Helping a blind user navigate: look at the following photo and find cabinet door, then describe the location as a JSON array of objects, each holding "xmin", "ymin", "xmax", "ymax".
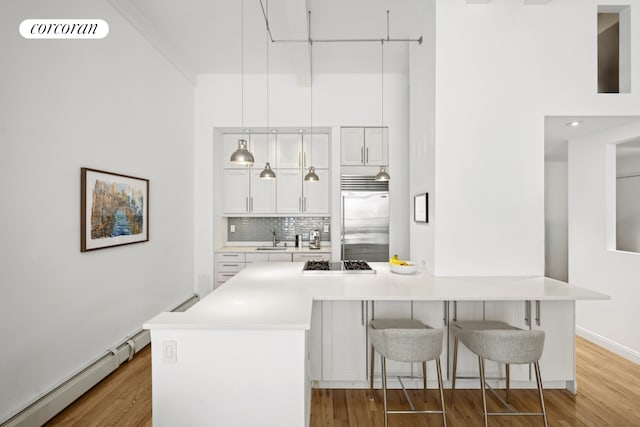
[
  {"xmin": 223, "ymin": 169, "xmax": 250, "ymax": 214},
  {"xmin": 533, "ymin": 301, "xmax": 574, "ymax": 382},
  {"xmin": 223, "ymin": 133, "xmax": 250, "ymax": 169},
  {"xmin": 250, "ymin": 169, "xmax": 276, "ymax": 214},
  {"xmin": 364, "ymin": 127, "xmax": 389, "ymax": 166},
  {"xmin": 277, "ymin": 134, "xmax": 302, "ymax": 169},
  {"xmin": 412, "ymin": 301, "xmax": 447, "ymax": 379},
  {"xmin": 341, "ymin": 128, "xmax": 365, "ymax": 165},
  {"xmin": 303, "ymin": 169, "xmax": 329, "ymax": 214},
  {"xmin": 369, "ymin": 301, "xmax": 413, "ymax": 378},
  {"xmin": 303, "ymin": 134, "xmax": 330, "ymax": 169},
  {"xmin": 292, "ymin": 253, "xmax": 331, "ymax": 262},
  {"xmin": 309, "ymin": 301, "xmax": 323, "ymax": 382},
  {"xmin": 251, "ymin": 133, "xmax": 277, "ymax": 169},
  {"xmin": 483, "ymin": 301, "xmax": 529, "ymax": 381},
  {"xmin": 268, "ymin": 253, "xmax": 293, "ymax": 262},
  {"xmin": 322, "ymin": 301, "xmax": 368, "ymax": 381},
  {"xmin": 276, "ymin": 169, "xmax": 302, "ymax": 214}
]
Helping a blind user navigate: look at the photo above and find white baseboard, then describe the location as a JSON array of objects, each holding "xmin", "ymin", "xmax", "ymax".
[{"xmin": 576, "ymin": 326, "xmax": 640, "ymax": 365}]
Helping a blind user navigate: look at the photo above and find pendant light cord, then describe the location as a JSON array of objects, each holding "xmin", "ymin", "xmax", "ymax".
[
  {"xmin": 308, "ymin": 11, "xmax": 313, "ymax": 140},
  {"xmin": 241, "ymin": 0, "xmax": 244, "ymax": 130},
  {"xmin": 266, "ymin": 0, "xmax": 269, "ymax": 134}
]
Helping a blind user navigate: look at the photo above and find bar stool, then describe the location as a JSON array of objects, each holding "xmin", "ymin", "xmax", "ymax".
[
  {"xmin": 451, "ymin": 320, "xmax": 548, "ymax": 427},
  {"xmin": 369, "ymin": 318, "xmax": 446, "ymax": 427}
]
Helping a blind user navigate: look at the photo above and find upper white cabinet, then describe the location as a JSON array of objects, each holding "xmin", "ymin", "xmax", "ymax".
[
  {"xmin": 223, "ymin": 134, "xmax": 276, "ymax": 169},
  {"xmin": 223, "ymin": 132, "xmax": 330, "ymax": 215},
  {"xmin": 341, "ymin": 127, "xmax": 388, "ymax": 166}
]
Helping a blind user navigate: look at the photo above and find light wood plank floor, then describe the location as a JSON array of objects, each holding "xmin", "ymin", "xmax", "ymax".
[{"xmin": 47, "ymin": 337, "xmax": 640, "ymax": 426}]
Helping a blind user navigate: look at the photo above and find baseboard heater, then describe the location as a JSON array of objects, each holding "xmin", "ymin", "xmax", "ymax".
[{"xmin": 1, "ymin": 294, "xmax": 199, "ymax": 427}]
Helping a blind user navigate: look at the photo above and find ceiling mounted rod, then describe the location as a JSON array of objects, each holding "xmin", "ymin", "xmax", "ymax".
[{"xmin": 257, "ymin": 1, "xmax": 422, "ymax": 45}]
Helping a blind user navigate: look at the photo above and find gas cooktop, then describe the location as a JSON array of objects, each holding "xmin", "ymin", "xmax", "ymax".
[{"xmin": 302, "ymin": 260, "xmax": 376, "ymax": 274}]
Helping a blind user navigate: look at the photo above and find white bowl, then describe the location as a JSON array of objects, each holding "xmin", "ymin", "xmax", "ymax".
[{"xmin": 389, "ymin": 262, "xmax": 417, "ymax": 275}]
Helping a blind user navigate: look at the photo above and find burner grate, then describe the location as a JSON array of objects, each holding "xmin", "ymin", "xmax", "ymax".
[
  {"xmin": 303, "ymin": 260, "xmax": 330, "ymax": 271},
  {"xmin": 343, "ymin": 260, "xmax": 373, "ymax": 271}
]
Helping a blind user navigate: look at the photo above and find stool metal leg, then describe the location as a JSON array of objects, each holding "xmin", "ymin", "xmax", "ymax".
[
  {"xmin": 382, "ymin": 356, "xmax": 389, "ymax": 427},
  {"xmin": 451, "ymin": 336, "xmax": 459, "ymax": 404},
  {"xmin": 370, "ymin": 345, "xmax": 375, "ymax": 401},
  {"xmin": 505, "ymin": 363, "xmax": 510, "ymax": 404},
  {"xmin": 436, "ymin": 357, "xmax": 447, "ymax": 427},
  {"xmin": 534, "ymin": 361, "xmax": 549, "ymax": 427},
  {"xmin": 422, "ymin": 361, "xmax": 428, "ymax": 402},
  {"xmin": 479, "ymin": 356, "xmax": 488, "ymax": 427}
]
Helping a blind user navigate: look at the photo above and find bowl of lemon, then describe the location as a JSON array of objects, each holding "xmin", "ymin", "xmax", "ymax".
[{"xmin": 389, "ymin": 255, "xmax": 417, "ymax": 274}]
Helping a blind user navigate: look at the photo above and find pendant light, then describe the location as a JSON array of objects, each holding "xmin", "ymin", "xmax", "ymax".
[
  {"xmin": 230, "ymin": 0, "xmax": 255, "ymax": 166},
  {"xmin": 374, "ymin": 16, "xmax": 390, "ymax": 182},
  {"xmin": 304, "ymin": 11, "xmax": 319, "ymax": 183},
  {"xmin": 260, "ymin": 0, "xmax": 276, "ymax": 179}
]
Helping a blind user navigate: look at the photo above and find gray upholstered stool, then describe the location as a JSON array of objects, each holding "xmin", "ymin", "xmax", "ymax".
[
  {"xmin": 369, "ymin": 318, "xmax": 446, "ymax": 427},
  {"xmin": 451, "ymin": 320, "xmax": 548, "ymax": 427}
]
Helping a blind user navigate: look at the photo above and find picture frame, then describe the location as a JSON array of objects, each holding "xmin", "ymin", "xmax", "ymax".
[
  {"xmin": 81, "ymin": 167, "xmax": 149, "ymax": 251},
  {"xmin": 414, "ymin": 193, "xmax": 428, "ymax": 223}
]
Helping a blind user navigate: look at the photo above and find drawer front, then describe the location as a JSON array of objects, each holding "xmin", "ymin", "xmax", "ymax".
[
  {"xmin": 268, "ymin": 253, "xmax": 293, "ymax": 262},
  {"xmin": 292, "ymin": 253, "xmax": 330, "ymax": 262},
  {"xmin": 215, "ymin": 252, "xmax": 246, "ymax": 263},
  {"xmin": 216, "ymin": 271, "xmax": 239, "ymax": 283},
  {"xmin": 245, "ymin": 253, "xmax": 271, "ymax": 263},
  {"xmin": 216, "ymin": 262, "xmax": 245, "ymax": 273}
]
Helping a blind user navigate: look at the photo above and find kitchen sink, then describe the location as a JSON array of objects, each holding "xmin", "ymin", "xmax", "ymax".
[{"xmin": 256, "ymin": 247, "xmax": 285, "ymax": 251}]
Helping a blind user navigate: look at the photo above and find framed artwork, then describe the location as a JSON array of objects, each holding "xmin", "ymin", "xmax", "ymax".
[
  {"xmin": 81, "ymin": 167, "xmax": 149, "ymax": 251},
  {"xmin": 414, "ymin": 193, "xmax": 428, "ymax": 223}
]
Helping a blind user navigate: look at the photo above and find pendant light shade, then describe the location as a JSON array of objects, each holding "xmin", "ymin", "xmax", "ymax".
[
  {"xmin": 260, "ymin": 162, "xmax": 276, "ymax": 179},
  {"xmin": 230, "ymin": 139, "xmax": 255, "ymax": 165},
  {"xmin": 374, "ymin": 166, "xmax": 390, "ymax": 182},
  {"xmin": 304, "ymin": 166, "xmax": 319, "ymax": 182}
]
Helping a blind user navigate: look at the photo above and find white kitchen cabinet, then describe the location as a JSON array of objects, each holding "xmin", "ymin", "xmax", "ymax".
[
  {"xmin": 246, "ymin": 252, "xmax": 292, "ymax": 262},
  {"xmin": 292, "ymin": 253, "xmax": 330, "ymax": 262},
  {"xmin": 214, "ymin": 252, "xmax": 246, "ymax": 289},
  {"xmin": 223, "ymin": 133, "xmax": 276, "ymax": 169},
  {"xmin": 276, "ymin": 169, "xmax": 329, "ymax": 215},
  {"xmin": 412, "ymin": 301, "xmax": 447, "ymax": 379},
  {"xmin": 369, "ymin": 301, "xmax": 413, "ymax": 378},
  {"xmin": 340, "ymin": 127, "xmax": 388, "ymax": 166},
  {"xmin": 276, "ymin": 169, "xmax": 303, "ymax": 214},
  {"xmin": 223, "ymin": 169, "xmax": 251, "ymax": 214},
  {"xmin": 302, "ymin": 134, "xmax": 330, "ymax": 169},
  {"xmin": 309, "ymin": 301, "xmax": 323, "ymax": 382},
  {"xmin": 302, "ymin": 169, "xmax": 329, "ymax": 214},
  {"xmin": 276, "ymin": 134, "xmax": 303, "ymax": 168},
  {"xmin": 249, "ymin": 169, "xmax": 276, "ymax": 214},
  {"xmin": 223, "ymin": 169, "xmax": 276, "ymax": 215},
  {"xmin": 322, "ymin": 301, "xmax": 368, "ymax": 382},
  {"xmin": 532, "ymin": 300, "xmax": 574, "ymax": 383}
]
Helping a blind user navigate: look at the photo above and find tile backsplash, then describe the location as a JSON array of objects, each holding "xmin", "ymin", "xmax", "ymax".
[{"xmin": 227, "ymin": 217, "xmax": 331, "ymax": 242}]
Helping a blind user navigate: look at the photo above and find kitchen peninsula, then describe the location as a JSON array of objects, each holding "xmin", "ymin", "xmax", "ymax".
[{"xmin": 144, "ymin": 262, "xmax": 608, "ymax": 427}]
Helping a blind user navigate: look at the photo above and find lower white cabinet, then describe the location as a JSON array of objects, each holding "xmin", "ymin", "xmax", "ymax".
[
  {"xmin": 534, "ymin": 300, "xmax": 574, "ymax": 383},
  {"xmin": 321, "ymin": 301, "xmax": 368, "ymax": 382},
  {"xmin": 292, "ymin": 253, "xmax": 330, "ymax": 262},
  {"xmin": 369, "ymin": 301, "xmax": 413, "ymax": 378}
]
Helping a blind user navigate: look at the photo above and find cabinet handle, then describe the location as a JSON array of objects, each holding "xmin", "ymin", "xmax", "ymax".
[
  {"xmin": 535, "ymin": 300, "xmax": 541, "ymax": 326},
  {"xmin": 525, "ymin": 301, "xmax": 531, "ymax": 328},
  {"xmin": 222, "ymin": 264, "xmax": 240, "ymax": 267},
  {"xmin": 360, "ymin": 147, "xmax": 364, "ymax": 164},
  {"xmin": 361, "ymin": 301, "xmax": 364, "ymax": 326},
  {"xmin": 299, "ymin": 152, "xmax": 302, "ymax": 168},
  {"xmin": 303, "ymin": 197, "xmax": 306, "ymax": 212},
  {"xmin": 303, "ymin": 152, "xmax": 307, "ymax": 168},
  {"xmin": 299, "ymin": 197, "xmax": 302, "ymax": 211},
  {"xmin": 245, "ymin": 197, "xmax": 249, "ymax": 212},
  {"xmin": 222, "ymin": 254, "xmax": 238, "ymax": 257},
  {"xmin": 221, "ymin": 274, "xmax": 235, "ymax": 277},
  {"xmin": 250, "ymin": 197, "xmax": 253, "ymax": 212},
  {"xmin": 366, "ymin": 147, "xmax": 369, "ymax": 163}
]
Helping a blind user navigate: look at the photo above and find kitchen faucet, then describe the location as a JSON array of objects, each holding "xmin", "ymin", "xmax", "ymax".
[{"xmin": 272, "ymin": 229, "xmax": 280, "ymax": 247}]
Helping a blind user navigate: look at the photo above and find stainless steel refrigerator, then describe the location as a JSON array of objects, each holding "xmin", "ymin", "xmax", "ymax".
[{"xmin": 341, "ymin": 176, "xmax": 389, "ymax": 262}]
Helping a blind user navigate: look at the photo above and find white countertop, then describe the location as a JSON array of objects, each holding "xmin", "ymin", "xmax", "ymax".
[
  {"xmin": 217, "ymin": 245, "xmax": 331, "ymax": 253},
  {"xmin": 144, "ymin": 262, "xmax": 609, "ymax": 331}
]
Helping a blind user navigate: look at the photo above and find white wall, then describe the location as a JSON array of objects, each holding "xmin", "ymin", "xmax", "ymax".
[
  {"xmin": 434, "ymin": 0, "xmax": 640, "ymax": 276},
  {"xmin": 409, "ymin": 1, "xmax": 436, "ymax": 271},
  {"xmin": 544, "ymin": 161, "xmax": 568, "ymax": 282},
  {"xmin": 434, "ymin": 0, "xmax": 640, "ymax": 361},
  {"xmin": 0, "ymin": 0, "xmax": 194, "ymax": 420},
  {"xmin": 568, "ymin": 121, "xmax": 640, "ymax": 362},
  {"xmin": 194, "ymin": 72, "xmax": 409, "ymax": 295}
]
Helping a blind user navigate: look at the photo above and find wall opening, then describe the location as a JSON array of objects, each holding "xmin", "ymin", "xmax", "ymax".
[
  {"xmin": 598, "ymin": 6, "xmax": 631, "ymax": 94},
  {"xmin": 616, "ymin": 139, "xmax": 640, "ymax": 252}
]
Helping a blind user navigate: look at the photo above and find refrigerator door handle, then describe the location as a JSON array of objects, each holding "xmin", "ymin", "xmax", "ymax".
[{"xmin": 341, "ymin": 195, "xmax": 345, "ymax": 260}]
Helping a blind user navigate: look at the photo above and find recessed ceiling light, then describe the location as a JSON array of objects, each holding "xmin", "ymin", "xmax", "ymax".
[
  {"xmin": 271, "ymin": 129, "xmax": 278, "ymax": 133},
  {"xmin": 298, "ymin": 129, "xmax": 305, "ymax": 133},
  {"xmin": 244, "ymin": 128, "xmax": 251, "ymax": 133},
  {"xmin": 566, "ymin": 120, "xmax": 583, "ymax": 127}
]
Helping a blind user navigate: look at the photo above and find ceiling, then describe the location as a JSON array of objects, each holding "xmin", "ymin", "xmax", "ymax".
[
  {"xmin": 113, "ymin": 0, "xmax": 425, "ymax": 77},
  {"xmin": 545, "ymin": 116, "xmax": 640, "ymax": 161}
]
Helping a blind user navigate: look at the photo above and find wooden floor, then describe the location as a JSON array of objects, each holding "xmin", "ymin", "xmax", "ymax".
[{"xmin": 47, "ymin": 337, "xmax": 640, "ymax": 426}]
